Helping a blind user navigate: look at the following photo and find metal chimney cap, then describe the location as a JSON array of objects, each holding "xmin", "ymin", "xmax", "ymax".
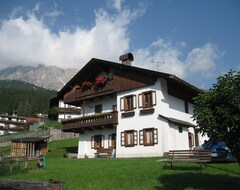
[{"xmin": 119, "ymin": 53, "xmax": 134, "ymax": 62}]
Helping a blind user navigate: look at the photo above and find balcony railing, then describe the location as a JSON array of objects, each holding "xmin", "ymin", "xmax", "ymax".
[
  {"xmin": 61, "ymin": 111, "xmax": 118, "ymax": 132},
  {"xmin": 75, "ymin": 80, "xmax": 114, "ymax": 100},
  {"xmin": 58, "ymin": 108, "xmax": 81, "ymax": 114}
]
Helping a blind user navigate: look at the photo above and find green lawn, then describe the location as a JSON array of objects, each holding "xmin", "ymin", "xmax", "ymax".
[{"xmin": 1, "ymin": 138, "xmax": 240, "ymax": 190}]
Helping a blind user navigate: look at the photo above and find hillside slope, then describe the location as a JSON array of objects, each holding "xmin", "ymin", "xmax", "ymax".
[{"xmin": 0, "ymin": 80, "xmax": 57, "ymax": 116}]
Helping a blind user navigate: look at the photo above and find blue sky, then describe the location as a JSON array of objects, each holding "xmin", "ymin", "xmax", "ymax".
[{"xmin": 0, "ymin": 0, "xmax": 239, "ymax": 89}]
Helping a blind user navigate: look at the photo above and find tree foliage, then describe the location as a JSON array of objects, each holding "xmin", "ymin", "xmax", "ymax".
[
  {"xmin": 0, "ymin": 80, "xmax": 57, "ymax": 116},
  {"xmin": 193, "ymin": 71, "xmax": 240, "ymax": 163}
]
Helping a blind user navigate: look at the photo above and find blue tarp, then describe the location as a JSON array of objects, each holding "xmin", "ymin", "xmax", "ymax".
[{"xmin": 201, "ymin": 141, "xmax": 235, "ymax": 162}]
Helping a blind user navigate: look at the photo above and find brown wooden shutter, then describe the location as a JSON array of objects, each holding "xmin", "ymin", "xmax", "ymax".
[
  {"xmin": 139, "ymin": 130, "xmax": 144, "ymax": 145},
  {"xmin": 121, "ymin": 132, "xmax": 125, "ymax": 146},
  {"xmin": 124, "ymin": 97, "xmax": 128, "ymax": 111},
  {"xmin": 154, "ymin": 128, "xmax": 158, "ymax": 144},
  {"xmin": 152, "ymin": 91, "xmax": 156, "ymax": 106},
  {"xmin": 138, "ymin": 93, "xmax": 143, "ymax": 108}
]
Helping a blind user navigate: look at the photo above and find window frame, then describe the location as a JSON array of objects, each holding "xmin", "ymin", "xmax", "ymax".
[
  {"xmin": 138, "ymin": 91, "xmax": 156, "ymax": 109},
  {"xmin": 139, "ymin": 128, "xmax": 158, "ymax": 146},
  {"xmin": 91, "ymin": 135, "xmax": 104, "ymax": 149},
  {"xmin": 121, "ymin": 130, "xmax": 138, "ymax": 147},
  {"xmin": 120, "ymin": 95, "xmax": 136, "ymax": 112}
]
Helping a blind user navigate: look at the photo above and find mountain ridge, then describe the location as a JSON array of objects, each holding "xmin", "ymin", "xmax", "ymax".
[{"xmin": 0, "ymin": 64, "xmax": 77, "ymax": 91}]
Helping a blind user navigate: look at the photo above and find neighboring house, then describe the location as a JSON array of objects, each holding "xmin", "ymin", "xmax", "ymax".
[
  {"xmin": 49, "ymin": 98, "xmax": 81, "ymax": 121},
  {"xmin": 0, "ymin": 114, "xmax": 29, "ymax": 135},
  {"xmin": 58, "ymin": 100, "xmax": 81, "ymax": 121},
  {"xmin": 58, "ymin": 53, "xmax": 208, "ymax": 158},
  {"xmin": 0, "ymin": 114, "xmax": 42, "ymax": 135}
]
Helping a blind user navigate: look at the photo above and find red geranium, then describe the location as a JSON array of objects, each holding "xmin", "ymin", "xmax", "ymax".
[
  {"xmin": 95, "ymin": 77, "xmax": 107, "ymax": 85},
  {"xmin": 82, "ymin": 81, "xmax": 93, "ymax": 86}
]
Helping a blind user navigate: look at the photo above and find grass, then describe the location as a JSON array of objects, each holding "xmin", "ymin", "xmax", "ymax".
[
  {"xmin": 1, "ymin": 138, "xmax": 240, "ymax": 190},
  {"xmin": 44, "ymin": 121, "xmax": 62, "ymax": 128}
]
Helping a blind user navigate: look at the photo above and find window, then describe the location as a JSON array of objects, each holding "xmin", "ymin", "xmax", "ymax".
[
  {"xmin": 95, "ymin": 104, "xmax": 102, "ymax": 113},
  {"xmin": 108, "ymin": 133, "xmax": 116, "ymax": 148},
  {"xmin": 121, "ymin": 130, "xmax": 138, "ymax": 147},
  {"xmin": 91, "ymin": 135, "xmax": 104, "ymax": 149},
  {"xmin": 120, "ymin": 95, "xmax": 136, "ymax": 111},
  {"xmin": 178, "ymin": 126, "xmax": 183, "ymax": 133},
  {"xmin": 139, "ymin": 128, "xmax": 158, "ymax": 146},
  {"xmin": 139, "ymin": 91, "xmax": 156, "ymax": 108}
]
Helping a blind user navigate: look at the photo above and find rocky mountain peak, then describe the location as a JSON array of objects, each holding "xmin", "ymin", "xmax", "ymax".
[{"xmin": 0, "ymin": 64, "xmax": 77, "ymax": 90}]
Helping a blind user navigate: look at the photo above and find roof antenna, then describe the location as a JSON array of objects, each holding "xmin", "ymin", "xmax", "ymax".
[{"xmin": 151, "ymin": 59, "xmax": 164, "ymax": 71}]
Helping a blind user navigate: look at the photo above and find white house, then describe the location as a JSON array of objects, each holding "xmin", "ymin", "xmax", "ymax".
[
  {"xmin": 0, "ymin": 114, "xmax": 28, "ymax": 135},
  {"xmin": 58, "ymin": 100, "xmax": 81, "ymax": 121},
  {"xmin": 58, "ymin": 53, "xmax": 207, "ymax": 158}
]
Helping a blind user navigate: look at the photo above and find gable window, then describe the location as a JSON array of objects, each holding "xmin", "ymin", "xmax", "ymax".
[
  {"xmin": 139, "ymin": 128, "xmax": 158, "ymax": 146},
  {"xmin": 95, "ymin": 104, "xmax": 102, "ymax": 113},
  {"xmin": 139, "ymin": 91, "xmax": 156, "ymax": 108},
  {"xmin": 121, "ymin": 130, "xmax": 138, "ymax": 147},
  {"xmin": 91, "ymin": 135, "xmax": 104, "ymax": 149},
  {"xmin": 120, "ymin": 95, "xmax": 136, "ymax": 111}
]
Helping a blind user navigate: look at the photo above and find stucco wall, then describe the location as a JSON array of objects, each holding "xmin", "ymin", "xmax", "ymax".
[{"xmin": 78, "ymin": 128, "xmax": 116, "ymax": 158}]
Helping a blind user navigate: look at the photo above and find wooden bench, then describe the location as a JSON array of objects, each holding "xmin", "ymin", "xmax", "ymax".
[
  {"xmin": 162, "ymin": 149, "xmax": 212, "ymax": 170},
  {"xmin": 95, "ymin": 148, "xmax": 113, "ymax": 158}
]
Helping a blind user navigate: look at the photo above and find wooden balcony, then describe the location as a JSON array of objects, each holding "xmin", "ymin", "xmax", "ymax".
[
  {"xmin": 75, "ymin": 80, "xmax": 114, "ymax": 100},
  {"xmin": 61, "ymin": 111, "xmax": 118, "ymax": 132},
  {"xmin": 58, "ymin": 107, "xmax": 81, "ymax": 114}
]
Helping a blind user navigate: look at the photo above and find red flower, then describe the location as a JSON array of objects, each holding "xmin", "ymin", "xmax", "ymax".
[
  {"xmin": 82, "ymin": 81, "xmax": 93, "ymax": 86},
  {"xmin": 94, "ymin": 77, "xmax": 107, "ymax": 85}
]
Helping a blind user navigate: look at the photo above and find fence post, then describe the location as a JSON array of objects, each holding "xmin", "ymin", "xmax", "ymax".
[{"xmin": 9, "ymin": 162, "xmax": 13, "ymax": 173}]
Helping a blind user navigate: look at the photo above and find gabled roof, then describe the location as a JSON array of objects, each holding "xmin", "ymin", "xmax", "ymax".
[{"xmin": 58, "ymin": 58, "xmax": 202, "ymax": 99}]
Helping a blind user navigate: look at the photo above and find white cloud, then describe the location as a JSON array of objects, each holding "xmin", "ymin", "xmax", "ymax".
[
  {"xmin": 107, "ymin": 0, "xmax": 125, "ymax": 11},
  {"xmin": 186, "ymin": 43, "xmax": 221, "ymax": 74},
  {"xmin": 0, "ymin": 1, "xmax": 222, "ymax": 88},
  {"xmin": 133, "ymin": 39, "xmax": 222, "ymax": 81},
  {"xmin": 45, "ymin": 3, "xmax": 63, "ymax": 18},
  {"xmin": 0, "ymin": 3, "xmax": 139, "ymax": 70},
  {"xmin": 133, "ymin": 39, "xmax": 186, "ymax": 78}
]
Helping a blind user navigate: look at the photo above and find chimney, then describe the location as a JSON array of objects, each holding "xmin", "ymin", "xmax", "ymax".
[{"xmin": 119, "ymin": 53, "xmax": 134, "ymax": 66}]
